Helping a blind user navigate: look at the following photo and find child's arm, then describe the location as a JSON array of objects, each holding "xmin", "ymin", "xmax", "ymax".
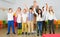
[
  {"xmin": 46, "ymin": 3, "xmax": 49, "ymax": 11},
  {"xmin": 23, "ymin": 3, "xmax": 28, "ymax": 12},
  {"xmin": 26, "ymin": 17, "xmax": 28, "ymax": 23}
]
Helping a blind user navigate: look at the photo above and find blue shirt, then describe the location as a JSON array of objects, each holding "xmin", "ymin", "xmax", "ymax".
[{"xmin": 28, "ymin": 12, "xmax": 34, "ymax": 21}]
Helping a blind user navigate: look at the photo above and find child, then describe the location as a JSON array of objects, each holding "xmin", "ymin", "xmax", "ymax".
[
  {"xmin": 42, "ymin": 3, "xmax": 49, "ymax": 34},
  {"xmin": 35, "ymin": 9, "xmax": 43, "ymax": 36},
  {"xmin": 22, "ymin": 9, "xmax": 28, "ymax": 35},
  {"xmin": 16, "ymin": 7, "xmax": 22, "ymax": 35},
  {"xmin": 7, "ymin": 8, "xmax": 16, "ymax": 35},
  {"xmin": 27, "ymin": 8, "xmax": 34, "ymax": 34},
  {"xmin": 47, "ymin": 6, "xmax": 57, "ymax": 34}
]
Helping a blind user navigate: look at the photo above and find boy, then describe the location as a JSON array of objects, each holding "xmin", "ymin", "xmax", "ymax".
[
  {"xmin": 28, "ymin": 8, "xmax": 34, "ymax": 34},
  {"xmin": 7, "ymin": 8, "xmax": 16, "ymax": 35}
]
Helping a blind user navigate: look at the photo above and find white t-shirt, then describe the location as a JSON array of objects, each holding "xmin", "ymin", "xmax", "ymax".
[
  {"xmin": 17, "ymin": 13, "xmax": 22, "ymax": 23},
  {"xmin": 36, "ymin": 14, "xmax": 43, "ymax": 21},
  {"xmin": 7, "ymin": 12, "xmax": 14, "ymax": 21},
  {"xmin": 22, "ymin": 13, "xmax": 28, "ymax": 23},
  {"xmin": 47, "ymin": 12, "xmax": 57, "ymax": 20}
]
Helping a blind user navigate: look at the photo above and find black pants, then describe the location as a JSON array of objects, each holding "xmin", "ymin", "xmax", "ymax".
[
  {"xmin": 48, "ymin": 20, "xmax": 55, "ymax": 34},
  {"xmin": 42, "ymin": 21, "xmax": 47, "ymax": 34}
]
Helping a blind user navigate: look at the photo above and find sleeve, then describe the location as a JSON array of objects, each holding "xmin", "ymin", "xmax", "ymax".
[{"xmin": 33, "ymin": 8, "xmax": 38, "ymax": 15}]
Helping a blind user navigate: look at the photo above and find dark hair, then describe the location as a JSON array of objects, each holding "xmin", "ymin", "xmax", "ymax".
[
  {"xmin": 18, "ymin": 7, "xmax": 21, "ymax": 10},
  {"xmin": 9, "ymin": 8, "xmax": 12, "ymax": 10},
  {"xmin": 37, "ymin": 9, "xmax": 42, "ymax": 18},
  {"xmin": 29, "ymin": 8, "xmax": 33, "ymax": 10}
]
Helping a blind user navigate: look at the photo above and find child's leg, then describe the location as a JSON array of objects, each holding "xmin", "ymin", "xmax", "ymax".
[
  {"xmin": 31, "ymin": 21, "xmax": 34, "ymax": 33},
  {"xmin": 25, "ymin": 23, "xmax": 28, "ymax": 34},
  {"xmin": 22, "ymin": 23, "xmax": 25, "ymax": 33},
  {"xmin": 45, "ymin": 22, "xmax": 47, "ymax": 34},
  {"xmin": 28, "ymin": 21, "xmax": 30, "ymax": 33},
  {"xmin": 48, "ymin": 20, "xmax": 51, "ymax": 34},
  {"xmin": 37, "ymin": 21, "xmax": 39, "ymax": 36},
  {"xmin": 7, "ymin": 21, "xmax": 11, "ymax": 33},
  {"xmin": 18, "ymin": 23, "xmax": 22, "ymax": 34},
  {"xmin": 42, "ymin": 21, "xmax": 47, "ymax": 34},
  {"xmin": 52, "ymin": 20, "xmax": 55, "ymax": 34},
  {"xmin": 11, "ymin": 21, "xmax": 15, "ymax": 33},
  {"xmin": 39, "ymin": 22, "xmax": 43, "ymax": 35},
  {"xmin": 42, "ymin": 21, "xmax": 44, "ymax": 34}
]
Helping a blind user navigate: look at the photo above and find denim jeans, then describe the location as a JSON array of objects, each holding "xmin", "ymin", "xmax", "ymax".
[
  {"xmin": 8, "ymin": 20, "xmax": 15, "ymax": 33},
  {"xmin": 17, "ymin": 23, "xmax": 22, "ymax": 29},
  {"xmin": 37, "ymin": 21, "xmax": 43, "ymax": 35}
]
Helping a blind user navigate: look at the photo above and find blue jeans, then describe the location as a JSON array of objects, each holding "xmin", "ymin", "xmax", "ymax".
[
  {"xmin": 8, "ymin": 20, "xmax": 15, "ymax": 33},
  {"xmin": 17, "ymin": 23, "xmax": 22, "ymax": 29},
  {"xmin": 37, "ymin": 21, "xmax": 43, "ymax": 35}
]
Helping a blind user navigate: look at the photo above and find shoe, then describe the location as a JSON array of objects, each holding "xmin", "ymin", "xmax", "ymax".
[
  {"xmin": 28, "ymin": 33, "xmax": 30, "ymax": 35},
  {"xmin": 13, "ymin": 32, "xmax": 16, "ymax": 34},
  {"xmin": 7, "ymin": 33, "xmax": 10, "ymax": 35},
  {"xmin": 22, "ymin": 32, "xmax": 24, "ymax": 35},
  {"xmin": 25, "ymin": 32, "xmax": 27, "ymax": 35},
  {"xmin": 37, "ymin": 34, "xmax": 39, "ymax": 36}
]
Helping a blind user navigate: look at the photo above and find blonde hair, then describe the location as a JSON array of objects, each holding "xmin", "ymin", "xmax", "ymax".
[{"xmin": 49, "ymin": 6, "xmax": 54, "ymax": 14}]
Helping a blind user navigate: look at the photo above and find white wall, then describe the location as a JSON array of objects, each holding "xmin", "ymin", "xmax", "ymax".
[{"xmin": 0, "ymin": 0, "xmax": 60, "ymax": 20}]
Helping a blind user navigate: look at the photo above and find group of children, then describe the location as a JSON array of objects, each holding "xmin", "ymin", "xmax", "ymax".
[{"xmin": 7, "ymin": 1, "xmax": 57, "ymax": 36}]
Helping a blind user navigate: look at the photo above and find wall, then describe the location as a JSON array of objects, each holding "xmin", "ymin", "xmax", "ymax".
[{"xmin": 0, "ymin": 0, "xmax": 60, "ymax": 20}]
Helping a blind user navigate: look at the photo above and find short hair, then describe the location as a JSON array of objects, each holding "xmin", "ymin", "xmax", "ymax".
[
  {"xmin": 9, "ymin": 8, "xmax": 12, "ymax": 10},
  {"xmin": 18, "ymin": 7, "xmax": 21, "ymax": 10},
  {"xmin": 29, "ymin": 8, "xmax": 33, "ymax": 10},
  {"xmin": 34, "ymin": 1, "xmax": 37, "ymax": 3}
]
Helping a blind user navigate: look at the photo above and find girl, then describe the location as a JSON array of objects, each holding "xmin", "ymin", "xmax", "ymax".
[
  {"xmin": 22, "ymin": 9, "xmax": 28, "ymax": 35},
  {"xmin": 35, "ymin": 9, "xmax": 43, "ymax": 36},
  {"xmin": 16, "ymin": 7, "xmax": 22, "ymax": 35},
  {"xmin": 47, "ymin": 6, "xmax": 57, "ymax": 34},
  {"xmin": 7, "ymin": 8, "xmax": 16, "ymax": 35}
]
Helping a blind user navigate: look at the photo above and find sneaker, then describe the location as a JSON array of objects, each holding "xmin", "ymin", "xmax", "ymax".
[
  {"xmin": 37, "ymin": 33, "xmax": 39, "ymax": 36},
  {"xmin": 28, "ymin": 33, "xmax": 30, "ymax": 35},
  {"xmin": 7, "ymin": 33, "xmax": 10, "ymax": 35},
  {"xmin": 22, "ymin": 32, "xmax": 24, "ymax": 35},
  {"xmin": 25, "ymin": 32, "xmax": 27, "ymax": 35}
]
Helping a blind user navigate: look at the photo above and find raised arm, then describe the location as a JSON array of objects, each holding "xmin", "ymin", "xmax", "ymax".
[
  {"xmin": 23, "ymin": 3, "xmax": 28, "ymax": 12},
  {"xmin": 46, "ymin": 3, "xmax": 49, "ymax": 11}
]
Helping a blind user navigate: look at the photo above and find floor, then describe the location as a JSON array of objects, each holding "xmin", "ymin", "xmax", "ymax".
[{"xmin": 0, "ymin": 28, "xmax": 60, "ymax": 37}]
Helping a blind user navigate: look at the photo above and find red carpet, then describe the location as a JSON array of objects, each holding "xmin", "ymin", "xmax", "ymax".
[{"xmin": 42, "ymin": 34, "xmax": 60, "ymax": 37}]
